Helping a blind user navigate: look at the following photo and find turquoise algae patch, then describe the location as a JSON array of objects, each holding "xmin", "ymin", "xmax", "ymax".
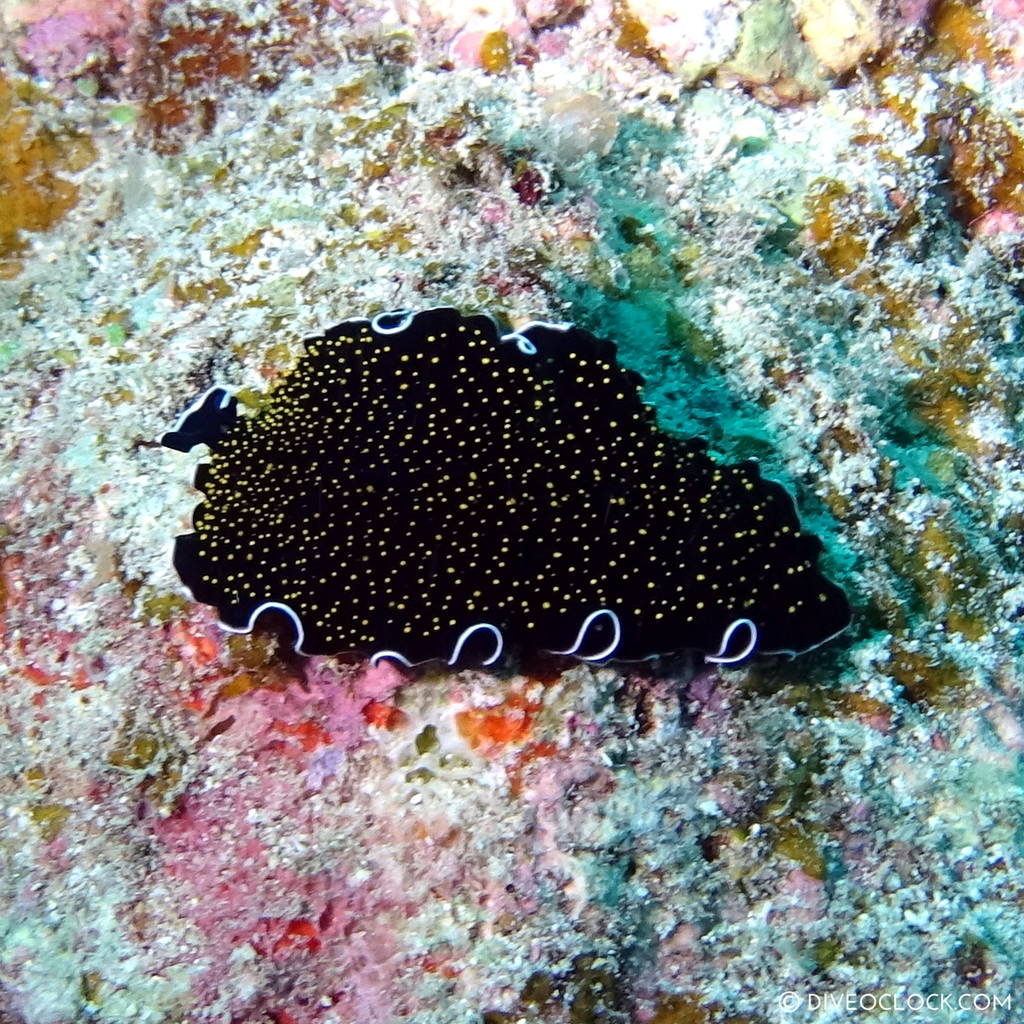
[{"xmin": 162, "ymin": 307, "xmax": 850, "ymax": 667}]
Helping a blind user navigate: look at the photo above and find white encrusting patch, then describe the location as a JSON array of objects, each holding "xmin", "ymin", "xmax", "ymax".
[{"xmin": 303, "ymin": 317, "xmax": 368, "ymax": 342}]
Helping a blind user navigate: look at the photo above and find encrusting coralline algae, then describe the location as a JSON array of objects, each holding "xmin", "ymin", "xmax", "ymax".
[{"xmin": 0, "ymin": 1, "xmax": 1022, "ymax": 1022}]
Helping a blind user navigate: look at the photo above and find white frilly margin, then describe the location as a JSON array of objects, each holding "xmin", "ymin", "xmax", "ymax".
[
  {"xmin": 447, "ymin": 622, "xmax": 503, "ymax": 665},
  {"xmin": 371, "ymin": 621, "xmax": 503, "ymax": 668},
  {"xmin": 369, "ymin": 648, "xmax": 413, "ymax": 668},
  {"xmin": 371, "ymin": 308, "xmax": 415, "ymax": 334},
  {"xmin": 161, "ymin": 383, "xmax": 236, "ymax": 444},
  {"xmin": 219, "ymin": 601, "xmax": 310, "ymax": 655},
  {"xmin": 548, "ymin": 608, "xmax": 622, "ymax": 662},
  {"xmin": 704, "ymin": 617, "xmax": 758, "ymax": 664},
  {"xmin": 499, "ymin": 319, "xmax": 573, "ymax": 357}
]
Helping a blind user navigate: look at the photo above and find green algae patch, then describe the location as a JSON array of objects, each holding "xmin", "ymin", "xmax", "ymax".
[
  {"xmin": 666, "ymin": 309, "xmax": 723, "ymax": 365},
  {"xmin": 0, "ymin": 339, "xmax": 21, "ymax": 369},
  {"xmin": 140, "ymin": 589, "xmax": 188, "ymax": 624},
  {"xmin": 888, "ymin": 643, "xmax": 973, "ymax": 707},
  {"xmin": 107, "ymin": 732, "xmax": 161, "ymax": 772},
  {"xmin": 29, "ymin": 803, "xmax": 71, "ymax": 842},
  {"xmin": 774, "ymin": 820, "xmax": 826, "ymax": 880},
  {"xmin": 415, "ymin": 724, "xmax": 439, "ymax": 755},
  {"xmin": 107, "ymin": 105, "xmax": 137, "ymax": 125}
]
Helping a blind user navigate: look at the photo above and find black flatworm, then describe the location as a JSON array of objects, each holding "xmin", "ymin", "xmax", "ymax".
[{"xmin": 163, "ymin": 307, "xmax": 850, "ymax": 667}]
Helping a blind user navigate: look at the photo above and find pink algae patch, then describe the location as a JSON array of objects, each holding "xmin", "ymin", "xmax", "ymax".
[
  {"xmin": 155, "ymin": 797, "xmax": 283, "ymax": 951},
  {"xmin": 12, "ymin": 0, "xmax": 134, "ymax": 83},
  {"xmin": 169, "ymin": 621, "xmax": 222, "ymax": 669},
  {"xmin": 988, "ymin": 0, "xmax": 1024, "ymax": 20},
  {"xmin": 143, "ymin": 719, "xmax": 482, "ymax": 1024},
  {"xmin": 770, "ymin": 868, "xmax": 829, "ymax": 926},
  {"xmin": 193, "ymin": 657, "xmax": 406, "ymax": 758},
  {"xmin": 973, "ymin": 205, "xmax": 1024, "ymax": 235},
  {"xmin": 151, "ymin": 789, "xmax": 420, "ymax": 1022},
  {"xmin": 1, "ymin": 551, "xmax": 96, "ymax": 703},
  {"xmin": 237, "ymin": 659, "xmax": 405, "ymax": 752},
  {"xmin": 173, "ymin": 658, "xmax": 409, "ymax": 797},
  {"xmin": 506, "ymin": 739, "xmax": 558, "ymax": 797}
]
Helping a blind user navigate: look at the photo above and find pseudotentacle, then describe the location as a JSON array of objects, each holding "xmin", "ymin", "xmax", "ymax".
[{"xmin": 162, "ymin": 307, "xmax": 850, "ymax": 667}]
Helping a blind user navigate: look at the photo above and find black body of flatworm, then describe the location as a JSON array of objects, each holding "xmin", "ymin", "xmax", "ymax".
[{"xmin": 163, "ymin": 307, "xmax": 851, "ymax": 668}]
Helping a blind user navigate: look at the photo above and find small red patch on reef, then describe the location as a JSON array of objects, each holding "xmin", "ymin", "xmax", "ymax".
[
  {"xmin": 512, "ymin": 165, "xmax": 544, "ymax": 206},
  {"xmin": 507, "ymin": 739, "xmax": 558, "ymax": 797},
  {"xmin": 363, "ymin": 700, "xmax": 407, "ymax": 730},
  {"xmin": 256, "ymin": 916, "xmax": 322, "ymax": 958},
  {"xmin": 456, "ymin": 692, "xmax": 542, "ymax": 754},
  {"xmin": 271, "ymin": 717, "xmax": 332, "ymax": 752}
]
